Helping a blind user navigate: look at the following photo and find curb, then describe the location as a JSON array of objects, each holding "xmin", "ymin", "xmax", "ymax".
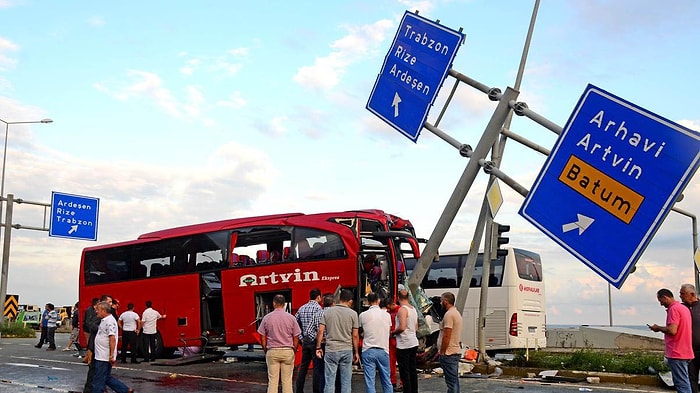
[{"xmin": 471, "ymin": 365, "xmax": 662, "ymax": 388}]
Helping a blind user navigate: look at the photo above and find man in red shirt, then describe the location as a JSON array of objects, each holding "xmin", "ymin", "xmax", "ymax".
[{"xmin": 650, "ymin": 288, "xmax": 694, "ymax": 393}]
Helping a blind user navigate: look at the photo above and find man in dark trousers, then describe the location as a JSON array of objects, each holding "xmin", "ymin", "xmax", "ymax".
[
  {"xmin": 680, "ymin": 284, "xmax": 700, "ymax": 393},
  {"xmin": 34, "ymin": 303, "xmax": 50, "ymax": 349},
  {"xmin": 82, "ymin": 298, "xmax": 99, "ymax": 363},
  {"xmin": 295, "ymin": 288, "xmax": 324, "ymax": 393},
  {"xmin": 84, "ymin": 295, "xmax": 113, "ymax": 393}
]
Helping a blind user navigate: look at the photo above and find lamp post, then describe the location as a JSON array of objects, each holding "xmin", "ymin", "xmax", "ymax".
[{"xmin": 0, "ymin": 117, "xmax": 52, "ymax": 323}]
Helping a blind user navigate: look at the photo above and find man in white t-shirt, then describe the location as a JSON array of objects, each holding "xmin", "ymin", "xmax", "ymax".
[
  {"xmin": 92, "ymin": 301, "xmax": 132, "ymax": 393},
  {"xmin": 359, "ymin": 292, "xmax": 392, "ymax": 393},
  {"xmin": 118, "ymin": 303, "xmax": 142, "ymax": 364},
  {"xmin": 141, "ymin": 300, "xmax": 166, "ymax": 362}
]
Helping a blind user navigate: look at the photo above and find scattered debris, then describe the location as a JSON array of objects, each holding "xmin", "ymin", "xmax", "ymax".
[{"xmin": 521, "ymin": 370, "xmax": 586, "ymax": 383}]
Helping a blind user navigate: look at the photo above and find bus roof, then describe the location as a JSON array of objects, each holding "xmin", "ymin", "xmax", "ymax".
[
  {"xmin": 138, "ymin": 212, "xmax": 304, "ymax": 240},
  {"xmin": 81, "ymin": 209, "xmax": 411, "ymax": 253}
]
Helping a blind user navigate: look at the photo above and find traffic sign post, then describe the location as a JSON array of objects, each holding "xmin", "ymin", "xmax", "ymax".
[
  {"xmin": 520, "ymin": 84, "xmax": 700, "ymax": 288},
  {"xmin": 367, "ymin": 11, "xmax": 465, "ymax": 142},
  {"xmin": 49, "ymin": 191, "xmax": 99, "ymax": 241}
]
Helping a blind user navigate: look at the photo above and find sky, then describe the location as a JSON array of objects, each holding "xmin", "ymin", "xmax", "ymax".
[{"xmin": 0, "ymin": 0, "xmax": 698, "ymax": 326}]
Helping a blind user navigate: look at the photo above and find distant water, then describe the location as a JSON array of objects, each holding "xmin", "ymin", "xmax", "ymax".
[{"xmin": 547, "ymin": 324, "xmax": 648, "ymax": 332}]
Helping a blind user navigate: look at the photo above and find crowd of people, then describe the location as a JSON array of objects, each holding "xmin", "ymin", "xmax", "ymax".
[
  {"xmin": 258, "ymin": 288, "xmax": 464, "ymax": 393},
  {"xmin": 36, "ymin": 295, "xmax": 166, "ymax": 393},
  {"xmin": 36, "ymin": 288, "xmax": 463, "ymax": 393}
]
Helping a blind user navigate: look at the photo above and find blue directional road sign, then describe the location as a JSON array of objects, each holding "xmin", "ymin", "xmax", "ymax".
[
  {"xmin": 520, "ymin": 84, "xmax": 700, "ymax": 288},
  {"xmin": 49, "ymin": 191, "xmax": 100, "ymax": 241},
  {"xmin": 367, "ymin": 11, "xmax": 465, "ymax": 142}
]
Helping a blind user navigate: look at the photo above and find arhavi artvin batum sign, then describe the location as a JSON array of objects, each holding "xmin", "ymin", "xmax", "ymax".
[{"xmin": 520, "ymin": 84, "xmax": 700, "ymax": 288}]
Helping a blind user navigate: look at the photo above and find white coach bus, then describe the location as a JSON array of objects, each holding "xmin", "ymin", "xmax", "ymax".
[{"xmin": 405, "ymin": 247, "xmax": 546, "ymax": 351}]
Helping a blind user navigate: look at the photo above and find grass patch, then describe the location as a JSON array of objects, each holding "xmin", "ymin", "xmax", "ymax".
[
  {"xmin": 507, "ymin": 349, "xmax": 669, "ymax": 375},
  {"xmin": 0, "ymin": 321, "xmax": 37, "ymax": 338}
]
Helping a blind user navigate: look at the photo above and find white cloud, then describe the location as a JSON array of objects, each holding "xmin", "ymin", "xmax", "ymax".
[
  {"xmin": 0, "ymin": 36, "xmax": 19, "ymax": 71},
  {"xmin": 398, "ymin": 0, "xmax": 435, "ymax": 15},
  {"xmin": 678, "ymin": 119, "xmax": 700, "ymax": 131},
  {"xmin": 183, "ymin": 85, "xmax": 205, "ymax": 117},
  {"xmin": 293, "ymin": 19, "xmax": 394, "ymax": 91},
  {"xmin": 88, "ymin": 16, "xmax": 105, "ymax": 27},
  {"xmin": 180, "ymin": 58, "xmax": 200, "ymax": 75},
  {"xmin": 179, "ymin": 49, "xmax": 248, "ymax": 77},
  {"xmin": 94, "ymin": 70, "xmax": 200, "ymax": 118},
  {"xmin": 216, "ymin": 91, "xmax": 247, "ymax": 109},
  {"xmin": 227, "ymin": 48, "xmax": 249, "ymax": 57}
]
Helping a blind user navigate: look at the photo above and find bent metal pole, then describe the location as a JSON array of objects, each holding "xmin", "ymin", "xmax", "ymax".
[{"xmin": 407, "ymin": 86, "xmax": 520, "ymax": 297}]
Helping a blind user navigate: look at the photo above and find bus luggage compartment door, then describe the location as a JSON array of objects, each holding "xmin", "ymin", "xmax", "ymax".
[{"xmin": 201, "ymin": 272, "xmax": 225, "ymax": 345}]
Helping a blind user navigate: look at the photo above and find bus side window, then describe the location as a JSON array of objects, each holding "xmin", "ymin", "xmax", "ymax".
[{"xmin": 134, "ymin": 264, "xmax": 147, "ymax": 279}]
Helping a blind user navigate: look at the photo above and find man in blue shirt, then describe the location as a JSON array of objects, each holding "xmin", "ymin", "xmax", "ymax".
[{"xmin": 35, "ymin": 303, "xmax": 58, "ymax": 350}]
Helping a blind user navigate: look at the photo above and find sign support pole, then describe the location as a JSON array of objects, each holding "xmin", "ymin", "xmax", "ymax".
[
  {"xmin": 407, "ymin": 87, "xmax": 519, "ymax": 297},
  {"xmin": 0, "ymin": 194, "xmax": 14, "ymax": 324},
  {"xmin": 671, "ymin": 206, "xmax": 699, "ymax": 291}
]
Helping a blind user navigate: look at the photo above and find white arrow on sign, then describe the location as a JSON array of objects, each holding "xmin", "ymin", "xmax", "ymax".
[
  {"xmin": 562, "ymin": 214, "xmax": 595, "ymax": 235},
  {"xmin": 392, "ymin": 92, "xmax": 402, "ymax": 117},
  {"xmin": 68, "ymin": 225, "xmax": 78, "ymax": 235}
]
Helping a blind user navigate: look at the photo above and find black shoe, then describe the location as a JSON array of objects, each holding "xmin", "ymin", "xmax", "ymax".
[
  {"xmin": 34, "ymin": 344, "xmax": 41, "ymax": 348},
  {"xmin": 131, "ymin": 360, "xmax": 140, "ymax": 364}
]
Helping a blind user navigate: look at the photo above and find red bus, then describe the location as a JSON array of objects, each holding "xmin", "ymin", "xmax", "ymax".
[{"xmin": 79, "ymin": 209, "xmax": 421, "ymax": 357}]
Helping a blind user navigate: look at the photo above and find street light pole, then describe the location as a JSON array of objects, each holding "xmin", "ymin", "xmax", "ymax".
[
  {"xmin": 0, "ymin": 117, "xmax": 52, "ymax": 323},
  {"xmin": 0, "ymin": 118, "xmax": 53, "ymax": 216}
]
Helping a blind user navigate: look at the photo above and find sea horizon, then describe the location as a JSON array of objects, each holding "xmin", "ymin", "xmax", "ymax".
[{"xmin": 547, "ymin": 324, "xmax": 648, "ymax": 332}]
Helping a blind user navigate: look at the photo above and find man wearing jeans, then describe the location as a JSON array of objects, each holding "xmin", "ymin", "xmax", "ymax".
[
  {"xmin": 650, "ymin": 288, "xmax": 694, "ymax": 393},
  {"xmin": 438, "ymin": 292, "xmax": 463, "ymax": 393},
  {"xmin": 91, "ymin": 301, "xmax": 133, "ymax": 393},
  {"xmin": 359, "ymin": 292, "xmax": 392, "ymax": 393},
  {"xmin": 316, "ymin": 289, "xmax": 359, "ymax": 393}
]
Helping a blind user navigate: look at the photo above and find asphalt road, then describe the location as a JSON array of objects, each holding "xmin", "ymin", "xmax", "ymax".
[{"xmin": 0, "ymin": 333, "xmax": 671, "ymax": 393}]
